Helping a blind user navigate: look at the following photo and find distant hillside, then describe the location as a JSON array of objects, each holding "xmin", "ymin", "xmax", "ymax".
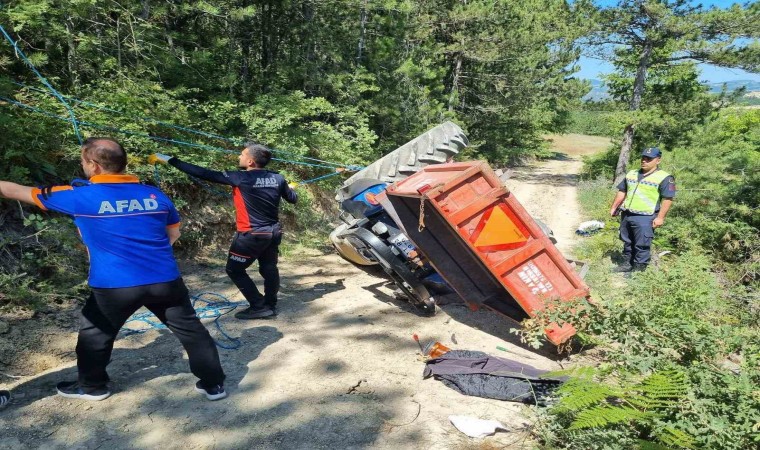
[
  {"xmin": 583, "ymin": 79, "xmax": 610, "ymax": 101},
  {"xmin": 582, "ymin": 78, "xmax": 760, "ymax": 101},
  {"xmin": 707, "ymin": 80, "xmax": 760, "ymax": 93}
]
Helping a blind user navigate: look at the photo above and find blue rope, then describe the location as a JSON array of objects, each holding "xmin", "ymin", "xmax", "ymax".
[
  {"xmin": 12, "ymin": 80, "xmax": 241, "ymax": 146},
  {"xmin": 12, "ymin": 79, "xmax": 363, "ymax": 170},
  {"xmin": 0, "ymin": 24, "xmax": 83, "ymax": 144},
  {"xmin": 2, "ymin": 95, "xmax": 354, "ymax": 188},
  {"xmin": 0, "ymin": 94, "xmax": 235, "ymax": 153},
  {"xmin": 122, "ymin": 292, "xmax": 247, "ymax": 350},
  {"xmin": 0, "ymin": 95, "xmax": 347, "ymax": 170},
  {"xmin": 299, "ymin": 171, "xmax": 345, "ymax": 185},
  {"xmin": 271, "ymin": 157, "xmax": 338, "ymax": 170}
]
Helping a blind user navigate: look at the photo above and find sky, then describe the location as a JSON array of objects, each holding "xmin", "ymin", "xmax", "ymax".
[
  {"xmin": 576, "ymin": 56, "xmax": 760, "ymax": 83},
  {"xmin": 577, "ymin": 0, "xmax": 760, "ymax": 83}
]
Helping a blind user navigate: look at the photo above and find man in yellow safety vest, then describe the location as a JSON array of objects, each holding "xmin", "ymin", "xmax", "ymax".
[{"xmin": 609, "ymin": 147, "xmax": 676, "ymax": 273}]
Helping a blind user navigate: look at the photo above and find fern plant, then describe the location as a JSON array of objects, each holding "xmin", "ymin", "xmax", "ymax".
[{"xmin": 546, "ymin": 367, "xmax": 695, "ymax": 449}]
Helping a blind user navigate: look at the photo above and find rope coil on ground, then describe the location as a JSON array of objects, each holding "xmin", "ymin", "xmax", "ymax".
[{"xmin": 121, "ymin": 292, "xmax": 248, "ymax": 350}]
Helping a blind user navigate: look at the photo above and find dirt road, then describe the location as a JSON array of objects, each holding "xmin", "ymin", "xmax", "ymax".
[
  {"xmin": 1, "ymin": 134, "xmax": 609, "ymax": 449},
  {"xmin": 506, "ymin": 134, "xmax": 610, "ymax": 258}
]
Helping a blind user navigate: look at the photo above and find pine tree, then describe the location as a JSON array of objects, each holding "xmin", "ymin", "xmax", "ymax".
[{"xmin": 583, "ymin": 0, "xmax": 759, "ymax": 184}]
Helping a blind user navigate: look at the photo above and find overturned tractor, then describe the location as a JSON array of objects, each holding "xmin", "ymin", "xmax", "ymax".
[{"xmin": 330, "ymin": 122, "xmax": 588, "ymax": 345}]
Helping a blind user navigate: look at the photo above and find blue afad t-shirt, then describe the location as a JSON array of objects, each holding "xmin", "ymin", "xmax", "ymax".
[{"xmin": 31, "ymin": 174, "xmax": 181, "ymax": 289}]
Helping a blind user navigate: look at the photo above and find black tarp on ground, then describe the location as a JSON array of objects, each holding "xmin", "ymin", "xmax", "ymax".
[{"xmin": 423, "ymin": 350, "xmax": 563, "ymax": 405}]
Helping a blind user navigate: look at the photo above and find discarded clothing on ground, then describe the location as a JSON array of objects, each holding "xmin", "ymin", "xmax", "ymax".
[
  {"xmin": 449, "ymin": 415, "xmax": 508, "ymax": 438},
  {"xmin": 576, "ymin": 220, "xmax": 605, "ymax": 236},
  {"xmin": 423, "ymin": 350, "xmax": 563, "ymax": 405}
]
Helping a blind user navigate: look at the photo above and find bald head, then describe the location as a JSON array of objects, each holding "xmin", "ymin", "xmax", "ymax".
[{"xmin": 81, "ymin": 137, "xmax": 127, "ymax": 174}]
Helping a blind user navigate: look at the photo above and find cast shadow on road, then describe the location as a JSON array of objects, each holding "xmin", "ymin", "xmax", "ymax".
[
  {"xmin": 361, "ymin": 280, "xmax": 434, "ymax": 316},
  {"xmin": 292, "ymin": 278, "xmax": 347, "ymax": 303},
  {"xmin": 340, "ymin": 260, "xmax": 569, "ymax": 360},
  {"xmin": 2, "ymin": 324, "xmax": 421, "ymax": 449},
  {"xmin": 435, "ymin": 295, "xmax": 570, "ymax": 361},
  {"xmin": 544, "ymin": 151, "xmax": 574, "ymax": 161},
  {"xmin": 4, "ymin": 325, "xmax": 282, "ymax": 411},
  {"xmin": 509, "ymin": 169, "xmax": 580, "ymax": 188}
]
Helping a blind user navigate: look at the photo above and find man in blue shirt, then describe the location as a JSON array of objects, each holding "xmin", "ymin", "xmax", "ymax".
[
  {"xmin": 151, "ymin": 143, "xmax": 297, "ymax": 320},
  {"xmin": 0, "ymin": 138, "xmax": 226, "ymax": 401}
]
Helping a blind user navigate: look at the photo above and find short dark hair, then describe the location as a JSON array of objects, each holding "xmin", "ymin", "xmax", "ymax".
[
  {"xmin": 82, "ymin": 137, "xmax": 127, "ymax": 173},
  {"xmin": 244, "ymin": 142, "xmax": 272, "ymax": 168}
]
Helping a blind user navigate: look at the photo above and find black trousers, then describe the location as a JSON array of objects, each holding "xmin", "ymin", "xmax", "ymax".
[
  {"xmin": 225, "ymin": 228, "xmax": 282, "ymax": 309},
  {"xmin": 77, "ymin": 278, "xmax": 225, "ymax": 389}
]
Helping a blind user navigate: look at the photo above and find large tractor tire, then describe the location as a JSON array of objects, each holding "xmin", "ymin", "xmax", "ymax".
[{"xmin": 337, "ymin": 121, "xmax": 468, "ymax": 202}]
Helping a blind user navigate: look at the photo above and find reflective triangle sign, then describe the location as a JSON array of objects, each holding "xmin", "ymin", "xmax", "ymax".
[{"xmin": 470, "ymin": 204, "xmax": 530, "ymax": 251}]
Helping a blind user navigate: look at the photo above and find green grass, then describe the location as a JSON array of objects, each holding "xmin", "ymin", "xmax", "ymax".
[
  {"xmin": 566, "ymin": 110, "xmax": 619, "ymax": 137},
  {"xmin": 534, "ymin": 168, "xmax": 759, "ymax": 450}
]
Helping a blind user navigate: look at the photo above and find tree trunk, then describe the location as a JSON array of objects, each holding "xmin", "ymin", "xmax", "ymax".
[
  {"xmin": 614, "ymin": 42, "xmax": 652, "ymax": 185},
  {"xmin": 448, "ymin": 52, "xmax": 463, "ymax": 112},
  {"xmin": 164, "ymin": 16, "xmax": 174, "ymax": 51},
  {"xmin": 116, "ymin": 15, "xmax": 123, "ymax": 71},
  {"xmin": 140, "ymin": 0, "xmax": 150, "ymax": 20},
  {"xmin": 357, "ymin": 0, "xmax": 368, "ymax": 65},
  {"xmin": 228, "ymin": 20, "xmax": 236, "ymax": 97},
  {"xmin": 302, "ymin": 0, "xmax": 315, "ymax": 92},
  {"xmin": 240, "ymin": 38, "xmax": 250, "ymax": 95},
  {"xmin": 65, "ymin": 17, "xmax": 79, "ymax": 91},
  {"xmin": 261, "ymin": 0, "xmax": 271, "ymax": 71}
]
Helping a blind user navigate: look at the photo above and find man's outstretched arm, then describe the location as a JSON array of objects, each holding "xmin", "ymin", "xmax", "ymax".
[
  {"xmin": 0, "ymin": 181, "xmax": 36, "ymax": 206},
  {"xmin": 151, "ymin": 154, "xmax": 233, "ymax": 186}
]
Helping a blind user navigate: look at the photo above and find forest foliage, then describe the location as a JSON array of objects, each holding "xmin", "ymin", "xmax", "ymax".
[
  {"xmin": 0, "ymin": 0, "xmax": 594, "ymax": 304},
  {"xmin": 0, "ymin": 1, "xmax": 758, "ymax": 448}
]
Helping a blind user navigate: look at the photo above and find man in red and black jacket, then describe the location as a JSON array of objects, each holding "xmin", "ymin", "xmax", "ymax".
[{"xmin": 152, "ymin": 143, "xmax": 297, "ymax": 319}]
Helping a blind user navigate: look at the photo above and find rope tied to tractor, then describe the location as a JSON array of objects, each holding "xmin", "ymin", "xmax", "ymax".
[{"xmin": 0, "ymin": 24, "xmax": 368, "ymax": 350}]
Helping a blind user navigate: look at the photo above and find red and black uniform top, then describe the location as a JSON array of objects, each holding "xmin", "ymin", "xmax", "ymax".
[{"xmin": 168, "ymin": 158, "xmax": 297, "ymax": 232}]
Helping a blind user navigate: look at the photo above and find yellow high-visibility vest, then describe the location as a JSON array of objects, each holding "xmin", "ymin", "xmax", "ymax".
[{"xmin": 622, "ymin": 169, "xmax": 670, "ymax": 215}]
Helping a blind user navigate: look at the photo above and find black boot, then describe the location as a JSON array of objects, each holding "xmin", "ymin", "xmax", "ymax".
[
  {"xmin": 632, "ymin": 263, "xmax": 648, "ymax": 272},
  {"xmin": 623, "ymin": 263, "xmax": 648, "ymax": 278},
  {"xmin": 612, "ymin": 263, "xmax": 633, "ymax": 273},
  {"xmin": 234, "ymin": 306, "xmax": 274, "ymax": 320}
]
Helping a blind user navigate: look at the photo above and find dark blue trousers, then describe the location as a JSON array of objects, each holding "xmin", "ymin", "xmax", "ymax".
[{"xmin": 619, "ymin": 212, "xmax": 655, "ymax": 265}]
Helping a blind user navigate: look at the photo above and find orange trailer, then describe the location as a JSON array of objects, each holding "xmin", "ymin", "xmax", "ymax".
[{"xmin": 379, "ymin": 161, "xmax": 590, "ymax": 345}]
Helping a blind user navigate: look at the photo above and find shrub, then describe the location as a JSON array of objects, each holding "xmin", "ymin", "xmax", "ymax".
[{"xmin": 533, "ymin": 109, "xmax": 759, "ymax": 449}]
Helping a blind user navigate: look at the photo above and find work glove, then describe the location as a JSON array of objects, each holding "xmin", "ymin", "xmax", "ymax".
[
  {"xmin": 148, "ymin": 153, "xmax": 172, "ymax": 165},
  {"xmin": 288, "ymin": 182, "xmax": 299, "ymax": 190}
]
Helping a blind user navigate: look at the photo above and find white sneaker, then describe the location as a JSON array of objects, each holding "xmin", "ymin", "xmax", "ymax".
[{"xmin": 195, "ymin": 381, "xmax": 227, "ymax": 401}]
